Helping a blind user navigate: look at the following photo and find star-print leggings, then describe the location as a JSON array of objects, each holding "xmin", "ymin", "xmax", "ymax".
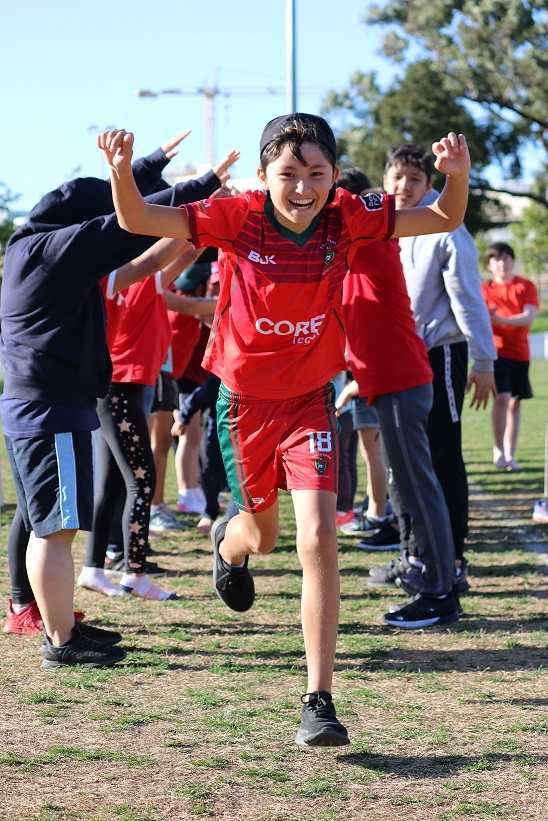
[{"xmin": 84, "ymin": 382, "xmax": 155, "ymax": 573}]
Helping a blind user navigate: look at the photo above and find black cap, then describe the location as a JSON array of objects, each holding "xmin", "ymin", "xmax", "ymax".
[
  {"xmin": 173, "ymin": 262, "xmax": 211, "ymax": 293},
  {"xmin": 259, "ymin": 113, "xmax": 337, "ymax": 163}
]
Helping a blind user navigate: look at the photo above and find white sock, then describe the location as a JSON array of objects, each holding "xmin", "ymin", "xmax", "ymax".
[
  {"xmin": 408, "ymin": 556, "xmax": 424, "ymax": 569},
  {"xmin": 365, "ymin": 513, "xmax": 387, "ymax": 522},
  {"xmin": 120, "ymin": 573, "xmax": 175, "ymax": 600},
  {"xmin": 77, "ymin": 566, "xmax": 124, "ymax": 597},
  {"xmin": 12, "ymin": 602, "xmax": 31, "ymax": 614}
]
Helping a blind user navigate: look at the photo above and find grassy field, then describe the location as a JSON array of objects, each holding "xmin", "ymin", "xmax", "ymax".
[{"xmin": 0, "ymin": 364, "xmax": 547, "ymax": 821}]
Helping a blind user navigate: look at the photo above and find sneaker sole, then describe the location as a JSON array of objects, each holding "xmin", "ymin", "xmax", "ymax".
[
  {"xmin": 295, "ymin": 728, "xmax": 350, "ymax": 747},
  {"xmin": 3, "ymin": 624, "xmax": 43, "ymax": 635},
  {"xmin": 357, "ymin": 542, "xmax": 400, "ymax": 552},
  {"xmin": 382, "ymin": 610, "xmax": 460, "ymax": 628},
  {"xmin": 41, "ymin": 649, "xmax": 127, "ymax": 669}
]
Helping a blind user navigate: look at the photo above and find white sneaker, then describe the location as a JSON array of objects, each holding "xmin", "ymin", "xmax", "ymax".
[
  {"xmin": 177, "ymin": 488, "xmax": 205, "ymax": 514},
  {"xmin": 149, "ymin": 504, "xmax": 186, "ymax": 533}
]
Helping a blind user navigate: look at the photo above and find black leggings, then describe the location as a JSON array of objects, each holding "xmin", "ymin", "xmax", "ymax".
[
  {"xmin": 84, "ymin": 383, "xmax": 155, "ymax": 573},
  {"xmin": 7, "ymin": 505, "xmax": 32, "ymax": 605}
]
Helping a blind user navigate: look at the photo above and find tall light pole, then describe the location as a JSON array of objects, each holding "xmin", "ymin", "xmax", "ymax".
[{"xmin": 286, "ymin": 0, "xmax": 297, "ymax": 113}]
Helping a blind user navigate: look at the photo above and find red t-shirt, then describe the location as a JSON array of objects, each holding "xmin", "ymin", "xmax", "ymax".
[
  {"xmin": 181, "ymin": 188, "xmax": 395, "ymax": 399},
  {"xmin": 481, "ymin": 275, "xmax": 539, "ymax": 361},
  {"xmin": 168, "ymin": 298, "xmax": 202, "ymax": 379},
  {"xmin": 342, "ymin": 240, "xmax": 432, "ymax": 400},
  {"xmin": 109, "ymin": 273, "xmax": 172, "ymax": 386}
]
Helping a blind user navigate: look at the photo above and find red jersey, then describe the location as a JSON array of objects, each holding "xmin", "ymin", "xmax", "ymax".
[
  {"xmin": 342, "ymin": 240, "xmax": 432, "ymax": 400},
  {"xmin": 182, "ymin": 323, "xmax": 211, "ymax": 385},
  {"xmin": 100, "ymin": 272, "xmax": 127, "ymax": 352},
  {"xmin": 481, "ymin": 276, "xmax": 539, "ymax": 361},
  {"xmin": 109, "ymin": 273, "xmax": 172, "ymax": 386},
  {"xmin": 182, "ymin": 188, "xmax": 395, "ymax": 399}
]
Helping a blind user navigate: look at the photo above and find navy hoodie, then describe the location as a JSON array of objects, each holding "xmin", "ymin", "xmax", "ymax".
[{"xmin": 0, "ymin": 151, "xmax": 220, "ymax": 409}]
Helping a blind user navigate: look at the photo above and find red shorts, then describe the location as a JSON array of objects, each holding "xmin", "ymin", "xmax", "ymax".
[{"xmin": 217, "ymin": 382, "xmax": 339, "ymax": 513}]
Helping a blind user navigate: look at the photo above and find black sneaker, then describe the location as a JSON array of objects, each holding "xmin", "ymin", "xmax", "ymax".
[
  {"xmin": 340, "ymin": 515, "xmax": 381, "ymax": 536},
  {"xmin": 357, "ymin": 520, "xmax": 400, "ymax": 551},
  {"xmin": 41, "ymin": 624, "xmax": 127, "ymax": 669},
  {"xmin": 40, "ymin": 621, "xmax": 123, "ymax": 654},
  {"xmin": 295, "ymin": 691, "xmax": 350, "ymax": 747},
  {"xmin": 388, "ymin": 594, "xmax": 465, "ymax": 618},
  {"xmin": 455, "ymin": 558, "xmax": 471, "ymax": 594},
  {"xmin": 383, "ymin": 592, "xmax": 461, "ymax": 628},
  {"xmin": 367, "ymin": 553, "xmax": 413, "ymax": 587},
  {"xmin": 211, "ymin": 515, "xmax": 255, "ymax": 612}
]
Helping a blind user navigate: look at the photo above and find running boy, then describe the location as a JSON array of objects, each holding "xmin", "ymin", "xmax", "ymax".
[{"xmin": 99, "ymin": 114, "xmax": 471, "ymax": 746}]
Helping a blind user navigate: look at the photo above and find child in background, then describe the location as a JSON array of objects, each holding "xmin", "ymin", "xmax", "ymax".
[
  {"xmin": 482, "ymin": 242, "xmax": 539, "ymax": 471},
  {"xmin": 99, "ymin": 115, "xmax": 471, "ymax": 745}
]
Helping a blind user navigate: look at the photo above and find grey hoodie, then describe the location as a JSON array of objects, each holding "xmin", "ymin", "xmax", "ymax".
[{"xmin": 398, "ymin": 189, "xmax": 496, "ymax": 371}]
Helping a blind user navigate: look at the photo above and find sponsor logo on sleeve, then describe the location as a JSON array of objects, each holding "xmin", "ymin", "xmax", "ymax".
[{"xmin": 360, "ymin": 192, "xmax": 383, "ymax": 211}]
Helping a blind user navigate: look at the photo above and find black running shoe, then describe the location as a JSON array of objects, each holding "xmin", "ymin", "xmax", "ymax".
[
  {"xmin": 455, "ymin": 557, "xmax": 471, "ymax": 594},
  {"xmin": 104, "ymin": 556, "xmax": 165, "ymax": 577},
  {"xmin": 367, "ymin": 553, "xmax": 413, "ymax": 587},
  {"xmin": 41, "ymin": 621, "xmax": 122, "ymax": 649},
  {"xmin": 388, "ymin": 594, "xmax": 465, "ymax": 618},
  {"xmin": 383, "ymin": 592, "xmax": 460, "ymax": 628},
  {"xmin": 211, "ymin": 515, "xmax": 255, "ymax": 612},
  {"xmin": 295, "ymin": 691, "xmax": 350, "ymax": 747},
  {"xmin": 396, "ymin": 559, "xmax": 471, "ymax": 596},
  {"xmin": 41, "ymin": 624, "xmax": 127, "ymax": 669},
  {"xmin": 357, "ymin": 521, "xmax": 400, "ymax": 552}
]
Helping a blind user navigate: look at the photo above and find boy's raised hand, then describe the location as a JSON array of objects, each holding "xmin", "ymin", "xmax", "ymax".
[
  {"xmin": 213, "ymin": 149, "xmax": 241, "ymax": 184},
  {"xmin": 432, "ymin": 133, "xmax": 470, "ymax": 177},
  {"xmin": 96, "ymin": 129, "xmax": 134, "ymax": 173},
  {"xmin": 161, "ymin": 130, "xmax": 191, "ymax": 160}
]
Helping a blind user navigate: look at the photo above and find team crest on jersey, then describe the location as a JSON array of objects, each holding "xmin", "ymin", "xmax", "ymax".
[
  {"xmin": 323, "ymin": 244, "xmax": 335, "ymax": 269},
  {"xmin": 312, "ymin": 455, "xmax": 329, "ymax": 476},
  {"xmin": 360, "ymin": 192, "xmax": 383, "ymax": 211}
]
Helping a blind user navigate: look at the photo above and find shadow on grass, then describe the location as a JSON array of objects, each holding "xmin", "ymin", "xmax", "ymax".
[{"xmin": 339, "ymin": 750, "xmax": 547, "ymax": 777}]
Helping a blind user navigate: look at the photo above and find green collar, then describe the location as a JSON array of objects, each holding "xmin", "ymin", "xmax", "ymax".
[{"xmin": 264, "ymin": 197, "xmax": 322, "ymax": 247}]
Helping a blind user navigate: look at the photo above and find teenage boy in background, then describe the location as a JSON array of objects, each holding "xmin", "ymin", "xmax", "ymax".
[
  {"xmin": 377, "ymin": 144, "xmax": 496, "ymax": 599},
  {"xmin": 99, "ymin": 115, "xmax": 470, "ymax": 746},
  {"xmin": 482, "ymin": 241, "xmax": 538, "ymax": 471}
]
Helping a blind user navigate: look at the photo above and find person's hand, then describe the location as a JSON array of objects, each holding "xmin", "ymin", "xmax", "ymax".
[
  {"xmin": 335, "ymin": 383, "xmax": 358, "ymax": 417},
  {"xmin": 97, "ymin": 129, "xmax": 134, "ymax": 173},
  {"xmin": 212, "ymin": 149, "xmax": 240, "ymax": 184},
  {"xmin": 465, "ymin": 369, "xmax": 497, "ymax": 410},
  {"xmin": 171, "ymin": 419, "xmax": 186, "ymax": 437},
  {"xmin": 432, "ymin": 133, "xmax": 470, "ymax": 177},
  {"xmin": 161, "ymin": 130, "xmax": 191, "ymax": 160}
]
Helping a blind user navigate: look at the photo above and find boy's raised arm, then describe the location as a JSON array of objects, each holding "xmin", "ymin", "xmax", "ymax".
[
  {"xmin": 98, "ymin": 129, "xmax": 192, "ymax": 239},
  {"xmin": 392, "ymin": 133, "xmax": 470, "ymax": 238}
]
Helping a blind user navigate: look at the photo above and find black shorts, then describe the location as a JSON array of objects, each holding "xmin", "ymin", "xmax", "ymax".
[
  {"xmin": 494, "ymin": 357, "xmax": 533, "ymax": 400},
  {"xmin": 4, "ymin": 431, "xmax": 94, "ymax": 537},
  {"xmin": 150, "ymin": 372, "xmax": 178, "ymax": 413}
]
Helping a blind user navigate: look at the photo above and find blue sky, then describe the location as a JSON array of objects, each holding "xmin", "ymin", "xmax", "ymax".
[{"xmin": 1, "ymin": 0, "xmax": 396, "ymax": 211}]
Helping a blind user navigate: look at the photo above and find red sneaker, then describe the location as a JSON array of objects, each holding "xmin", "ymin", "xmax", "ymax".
[
  {"xmin": 3, "ymin": 599, "xmax": 85, "ymax": 634},
  {"xmin": 335, "ymin": 510, "xmax": 355, "ymax": 529}
]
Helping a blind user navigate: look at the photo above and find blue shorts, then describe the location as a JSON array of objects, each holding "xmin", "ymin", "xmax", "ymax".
[
  {"xmin": 494, "ymin": 358, "xmax": 533, "ymax": 400},
  {"xmin": 4, "ymin": 431, "xmax": 94, "ymax": 537},
  {"xmin": 352, "ymin": 397, "xmax": 379, "ymax": 430}
]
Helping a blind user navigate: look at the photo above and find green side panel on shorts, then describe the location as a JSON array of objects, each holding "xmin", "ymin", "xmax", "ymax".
[
  {"xmin": 216, "ymin": 387, "xmax": 254, "ymax": 512},
  {"xmin": 324, "ymin": 383, "xmax": 340, "ymax": 494}
]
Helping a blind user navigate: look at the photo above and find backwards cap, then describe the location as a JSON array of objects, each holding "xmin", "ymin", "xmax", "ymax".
[{"xmin": 259, "ymin": 113, "xmax": 337, "ymax": 163}]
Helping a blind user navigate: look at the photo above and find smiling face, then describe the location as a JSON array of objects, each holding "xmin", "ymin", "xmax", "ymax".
[
  {"xmin": 257, "ymin": 142, "xmax": 339, "ymax": 233},
  {"xmin": 383, "ymin": 161, "xmax": 432, "ymax": 209}
]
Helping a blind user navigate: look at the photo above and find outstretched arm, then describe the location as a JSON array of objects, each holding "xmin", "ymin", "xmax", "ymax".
[
  {"xmin": 392, "ymin": 133, "xmax": 470, "ymax": 238},
  {"xmin": 98, "ymin": 129, "xmax": 192, "ymax": 238},
  {"xmin": 111, "ymin": 238, "xmax": 192, "ymax": 294},
  {"xmin": 162, "ymin": 290, "xmax": 217, "ymax": 317}
]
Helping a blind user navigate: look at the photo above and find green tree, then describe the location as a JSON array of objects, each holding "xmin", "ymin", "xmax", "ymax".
[
  {"xmin": 323, "ymin": 60, "xmax": 505, "ymax": 233},
  {"xmin": 0, "ymin": 183, "xmax": 19, "ymax": 276},
  {"xmin": 511, "ymin": 171, "xmax": 548, "ymax": 279},
  {"xmin": 365, "ymin": 0, "xmax": 548, "ymax": 208}
]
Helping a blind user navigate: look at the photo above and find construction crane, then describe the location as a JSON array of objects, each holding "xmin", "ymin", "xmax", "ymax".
[{"xmin": 135, "ymin": 83, "xmax": 283, "ymax": 166}]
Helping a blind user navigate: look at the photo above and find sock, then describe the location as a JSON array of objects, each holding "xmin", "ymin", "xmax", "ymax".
[
  {"xmin": 11, "ymin": 602, "xmax": 31, "ymax": 615},
  {"xmin": 408, "ymin": 556, "xmax": 424, "ymax": 569},
  {"xmin": 77, "ymin": 566, "xmax": 124, "ymax": 597},
  {"xmin": 365, "ymin": 513, "xmax": 387, "ymax": 523},
  {"xmin": 120, "ymin": 573, "xmax": 175, "ymax": 600},
  {"xmin": 150, "ymin": 504, "xmax": 162, "ymax": 513}
]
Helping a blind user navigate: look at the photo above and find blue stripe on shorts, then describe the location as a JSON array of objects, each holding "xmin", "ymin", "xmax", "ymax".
[{"xmin": 54, "ymin": 432, "xmax": 80, "ymax": 530}]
